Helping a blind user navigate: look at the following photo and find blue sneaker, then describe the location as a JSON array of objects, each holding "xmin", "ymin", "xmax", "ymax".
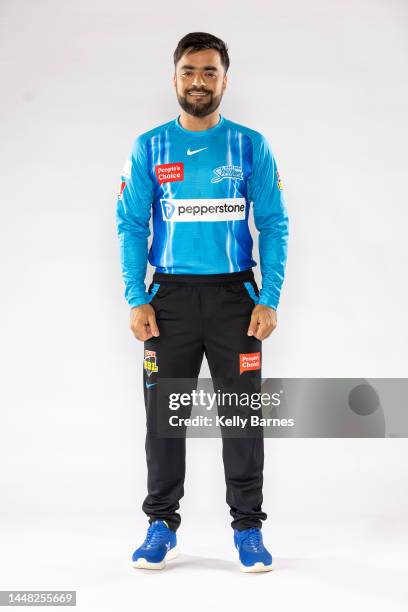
[
  {"xmin": 234, "ymin": 528, "xmax": 273, "ymax": 572},
  {"xmin": 131, "ymin": 520, "xmax": 178, "ymax": 569}
]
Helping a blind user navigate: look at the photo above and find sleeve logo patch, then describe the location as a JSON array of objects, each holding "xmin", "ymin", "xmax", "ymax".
[
  {"xmin": 118, "ymin": 180, "xmax": 126, "ymax": 199},
  {"xmin": 155, "ymin": 162, "xmax": 184, "ymax": 185},
  {"xmin": 276, "ymin": 169, "xmax": 283, "ymax": 190},
  {"xmin": 239, "ymin": 352, "xmax": 261, "ymax": 374}
]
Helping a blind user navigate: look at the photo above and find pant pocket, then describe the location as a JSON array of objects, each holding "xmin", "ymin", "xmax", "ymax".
[
  {"xmin": 147, "ymin": 282, "xmax": 161, "ymax": 303},
  {"xmin": 242, "ymin": 280, "xmax": 259, "ymax": 305}
]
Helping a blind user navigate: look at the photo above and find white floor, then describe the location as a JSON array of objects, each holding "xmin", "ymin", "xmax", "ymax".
[{"xmin": 1, "ymin": 513, "xmax": 407, "ymax": 611}]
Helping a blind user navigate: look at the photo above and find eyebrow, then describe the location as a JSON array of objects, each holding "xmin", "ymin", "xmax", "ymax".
[{"xmin": 179, "ymin": 64, "xmax": 219, "ymax": 71}]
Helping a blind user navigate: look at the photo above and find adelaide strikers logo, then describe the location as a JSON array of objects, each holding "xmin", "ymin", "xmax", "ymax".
[
  {"xmin": 144, "ymin": 350, "xmax": 158, "ymax": 376},
  {"xmin": 210, "ymin": 165, "xmax": 244, "ymax": 183},
  {"xmin": 161, "ymin": 199, "xmax": 176, "ymax": 220}
]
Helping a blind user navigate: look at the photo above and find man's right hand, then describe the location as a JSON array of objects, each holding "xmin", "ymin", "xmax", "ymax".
[{"xmin": 130, "ymin": 304, "xmax": 160, "ymax": 341}]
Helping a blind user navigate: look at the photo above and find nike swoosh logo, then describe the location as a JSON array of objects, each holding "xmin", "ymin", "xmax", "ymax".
[
  {"xmin": 187, "ymin": 147, "xmax": 208, "ymax": 156},
  {"xmin": 145, "ymin": 382, "xmax": 157, "ymax": 389}
]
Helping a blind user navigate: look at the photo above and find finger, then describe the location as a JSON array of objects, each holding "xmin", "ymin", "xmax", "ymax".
[
  {"xmin": 254, "ymin": 317, "xmax": 271, "ymax": 340},
  {"xmin": 247, "ymin": 312, "xmax": 260, "ymax": 336},
  {"xmin": 133, "ymin": 328, "xmax": 147, "ymax": 341},
  {"xmin": 256, "ymin": 319, "xmax": 276, "ymax": 340},
  {"xmin": 256, "ymin": 328, "xmax": 271, "ymax": 341},
  {"xmin": 139, "ymin": 330, "xmax": 153, "ymax": 342},
  {"xmin": 147, "ymin": 313, "xmax": 160, "ymax": 337},
  {"xmin": 132, "ymin": 320, "xmax": 152, "ymax": 341},
  {"xmin": 254, "ymin": 326, "xmax": 266, "ymax": 340}
]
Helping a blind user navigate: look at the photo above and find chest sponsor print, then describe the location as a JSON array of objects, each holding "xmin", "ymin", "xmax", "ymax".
[
  {"xmin": 155, "ymin": 162, "xmax": 184, "ymax": 185},
  {"xmin": 160, "ymin": 198, "xmax": 246, "ymax": 222}
]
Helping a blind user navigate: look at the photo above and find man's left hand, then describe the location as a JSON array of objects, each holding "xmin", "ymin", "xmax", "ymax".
[{"xmin": 247, "ymin": 305, "xmax": 277, "ymax": 340}]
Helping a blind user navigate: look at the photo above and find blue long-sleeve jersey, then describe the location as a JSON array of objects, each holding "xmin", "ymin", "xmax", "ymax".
[{"xmin": 116, "ymin": 114, "xmax": 289, "ymax": 309}]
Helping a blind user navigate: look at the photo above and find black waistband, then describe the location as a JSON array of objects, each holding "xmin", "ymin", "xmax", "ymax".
[{"xmin": 152, "ymin": 269, "xmax": 255, "ymax": 285}]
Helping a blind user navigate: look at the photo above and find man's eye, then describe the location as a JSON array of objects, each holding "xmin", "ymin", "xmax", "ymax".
[{"xmin": 206, "ymin": 72, "xmax": 216, "ymax": 77}]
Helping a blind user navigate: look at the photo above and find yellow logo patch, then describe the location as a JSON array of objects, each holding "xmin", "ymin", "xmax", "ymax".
[
  {"xmin": 144, "ymin": 350, "xmax": 158, "ymax": 376},
  {"xmin": 276, "ymin": 169, "xmax": 283, "ymax": 190}
]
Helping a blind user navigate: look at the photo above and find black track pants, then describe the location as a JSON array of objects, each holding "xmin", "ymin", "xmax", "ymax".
[{"xmin": 142, "ymin": 269, "xmax": 267, "ymax": 532}]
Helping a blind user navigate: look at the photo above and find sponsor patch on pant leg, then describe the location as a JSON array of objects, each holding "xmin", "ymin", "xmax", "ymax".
[{"xmin": 239, "ymin": 352, "xmax": 261, "ymax": 374}]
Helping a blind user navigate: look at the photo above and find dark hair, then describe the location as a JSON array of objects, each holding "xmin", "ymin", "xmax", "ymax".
[{"xmin": 174, "ymin": 32, "xmax": 230, "ymax": 74}]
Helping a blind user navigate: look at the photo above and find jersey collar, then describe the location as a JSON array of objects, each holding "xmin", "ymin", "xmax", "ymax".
[{"xmin": 174, "ymin": 114, "xmax": 225, "ymax": 137}]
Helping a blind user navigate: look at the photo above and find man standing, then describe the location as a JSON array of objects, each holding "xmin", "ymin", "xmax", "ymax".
[{"xmin": 116, "ymin": 32, "xmax": 289, "ymax": 572}]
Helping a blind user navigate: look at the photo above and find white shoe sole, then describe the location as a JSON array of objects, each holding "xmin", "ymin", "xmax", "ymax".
[
  {"xmin": 132, "ymin": 546, "xmax": 179, "ymax": 570},
  {"xmin": 240, "ymin": 561, "xmax": 273, "ymax": 573}
]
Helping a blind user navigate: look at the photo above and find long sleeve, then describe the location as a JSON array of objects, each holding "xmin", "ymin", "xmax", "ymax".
[
  {"xmin": 116, "ymin": 136, "xmax": 153, "ymax": 308},
  {"xmin": 249, "ymin": 134, "xmax": 289, "ymax": 310}
]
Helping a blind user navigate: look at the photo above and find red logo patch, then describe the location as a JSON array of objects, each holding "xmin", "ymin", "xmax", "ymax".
[
  {"xmin": 118, "ymin": 180, "xmax": 126, "ymax": 199},
  {"xmin": 155, "ymin": 162, "xmax": 184, "ymax": 185},
  {"xmin": 239, "ymin": 352, "xmax": 261, "ymax": 375}
]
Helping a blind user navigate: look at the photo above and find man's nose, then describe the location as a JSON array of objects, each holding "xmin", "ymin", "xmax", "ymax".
[{"xmin": 192, "ymin": 73, "xmax": 206, "ymax": 88}]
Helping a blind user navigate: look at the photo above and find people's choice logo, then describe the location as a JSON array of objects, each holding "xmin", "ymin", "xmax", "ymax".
[
  {"xmin": 155, "ymin": 162, "xmax": 184, "ymax": 185},
  {"xmin": 211, "ymin": 165, "xmax": 244, "ymax": 183},
  {"xmin": 160, "ymin": 198, "xmax": 246, "ymax": 222},
  {"xmin": 239, "ymin": 352, "xmax": 261, "ymax": 375}
]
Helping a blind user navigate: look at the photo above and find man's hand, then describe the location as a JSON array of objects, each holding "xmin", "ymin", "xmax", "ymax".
[
  {"xmin": 130, "ymin": 304, "xmax": 160, "ymax": 341},
  {"xmin": 247, "ymin": 304, "xmax": 277, "ymax": 340}
]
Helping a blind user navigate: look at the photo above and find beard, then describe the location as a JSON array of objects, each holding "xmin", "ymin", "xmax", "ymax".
[{"xmin": 176, "ymin": 87, "xmax": 223, "ymax": 118}]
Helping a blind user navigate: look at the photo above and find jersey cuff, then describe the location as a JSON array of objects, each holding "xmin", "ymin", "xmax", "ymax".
[
  {"xmin": 258, "ymin": 294, "xmax": 279, "ymax": 310},
  {"xmin": 127, "ymin": 293, "xmax": 150, "ymax": 308}
]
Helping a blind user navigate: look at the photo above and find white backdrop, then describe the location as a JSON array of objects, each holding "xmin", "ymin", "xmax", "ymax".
[{"xmin": 1, "ymin": 1, "xmax": 408, "ymax": 610}]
